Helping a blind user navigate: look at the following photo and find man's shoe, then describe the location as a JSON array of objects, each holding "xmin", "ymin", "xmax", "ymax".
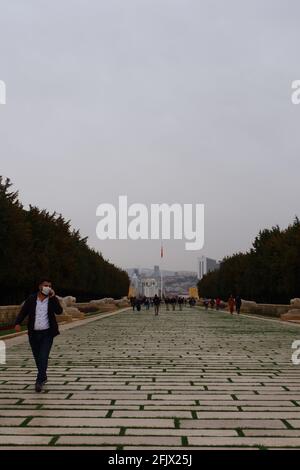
[{"xmin": 35, "ymin": 382, "xmax": 43, "ymax": 393}]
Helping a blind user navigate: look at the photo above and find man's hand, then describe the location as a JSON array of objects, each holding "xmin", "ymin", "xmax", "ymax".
[
  {"xmin": 15, "ymin": 324, "xmax": 21, "ymax": 333},
  {"xmin": 49, "ymin": 289, "xmax": 55, "ymax": 297}
]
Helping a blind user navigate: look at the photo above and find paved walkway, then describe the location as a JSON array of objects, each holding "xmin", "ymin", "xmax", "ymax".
[{"xmin": 1, "ymin": 306, "xmax": 300, "ymax": 449}]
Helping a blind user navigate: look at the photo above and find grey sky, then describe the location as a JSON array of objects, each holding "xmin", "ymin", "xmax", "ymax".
[{"xmin": 1, "ymin": 0, "xmax": 299, "ymax": 272}]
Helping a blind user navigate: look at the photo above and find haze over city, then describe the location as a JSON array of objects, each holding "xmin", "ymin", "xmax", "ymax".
[{"xmin": 1, "ymin": 0, "xmax": 300, "ymax": 272}]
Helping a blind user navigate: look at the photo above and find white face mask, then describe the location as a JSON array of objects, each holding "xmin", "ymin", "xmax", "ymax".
[{"xmin": 41, "ymin": 286, "xmax": 51, "ymax": 296}]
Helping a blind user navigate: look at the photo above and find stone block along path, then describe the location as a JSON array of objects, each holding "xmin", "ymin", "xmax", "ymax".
[{"xmin": 1, "ymin": 306, "xmax": 300, "ymax": 449}]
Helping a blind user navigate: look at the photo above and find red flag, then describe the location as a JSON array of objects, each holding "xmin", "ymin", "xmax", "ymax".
[{"xmin": 160, "ymin": 245, "xmax": 163, "ymax": 258}]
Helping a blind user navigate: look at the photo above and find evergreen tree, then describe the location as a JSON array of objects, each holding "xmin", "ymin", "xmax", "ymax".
[{"xmin": 0, "ymin": 177, "xmax": 129, "ymax": 304}]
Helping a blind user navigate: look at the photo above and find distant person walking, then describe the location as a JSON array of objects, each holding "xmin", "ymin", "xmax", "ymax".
[
  {"xmin": 153, "ymin": 294, "xmax": 161, "ymax": 316},
  {"xmin": 235, "ymin": 295, "xmax": 242, "ymax": 315},
  {"xmin": 216, "ymin": 297, "xmax": 221, "ymax": 311},
  {"xmin": 228, "ymin": 295, "xmax": 235, "ymax": 315},
  {"xmin": 136, "ymin": 298, "xmax": 141, "ymax": 312},
  {"xmin": 14, "ymin": 278, "xmax": 63, "ymax": 393},
  {"xmin": 131, "ymin": 296, "xmax": 136, "ymax": 311}
]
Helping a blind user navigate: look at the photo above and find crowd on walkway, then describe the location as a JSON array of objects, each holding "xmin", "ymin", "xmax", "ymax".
[
  {"xmin": 130, "ymin": 294, "xmax": 242, "ymax": 316},
  {"xmin": 129, "ymin": 295, "xmax": 197, "ymax": 315},
  {"xmin": 203, "ymin": 295, "xmax": 242, "ymax": 315}
]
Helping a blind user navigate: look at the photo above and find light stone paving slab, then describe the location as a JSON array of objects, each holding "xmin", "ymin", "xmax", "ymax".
[
  {"xmin": 187, "ymin": 436, "xmax": 300, "ymax": 447},
  {"xmin": 32, "ymin": 405, "xmax": 140, "ymax": 410},
  {"xmin": 1, "ymin": 306, "xmax": 300, "ymax": 448},
  {"xmin": 0, "ymin": 418, "xmax": 26, "ymax": 426},
  {"xmin": 123, "ymin": 446, "xmax": 257, "ymax": 450},
  {"xmin": 0, "ymin": 427, "xmax": 120, "ymax": 435},
  {"xmin": 0, "ymin": 409, "xmax": 108, "ymax": 417},
  {"xmin": 0, "ymin": 446, "xmax": 118, "ymax": 450},
  {"xmin": 244, "ymin": 429, "xmax": 300, "ymax": 437},
  {"xmin": 179, "ymin": 419, "xmax": 287, "ymax": 429},
  {"xmin": 195, "ymin": 411, "xmax": 300, "ymax": 419},
  {"xmin": 29, "ymin": 417, "xmax": 175, "ymax": 427},
  {"xmin": 56, "ymin": 435, "xmax": 182, "ymax": 446},
  {"xmin": 111, "ymin": 410, "xmax": 192, "ymax": 418},
  {"xmin": 0, "ymin": 436, "xmax": 51, "ymax": 445},
  {"xmin": 125, "ymin": 428, "xmax": 239, "ymax": 436}
]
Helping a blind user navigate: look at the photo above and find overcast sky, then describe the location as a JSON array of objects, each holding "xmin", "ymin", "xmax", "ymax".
[{"xmin": 1, "ymin": 0, "xmax": 299, "ymax": 272}]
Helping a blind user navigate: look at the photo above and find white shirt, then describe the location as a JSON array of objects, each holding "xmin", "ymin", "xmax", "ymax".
[{"xmin": 34, "ymin": 297, "xmax": 50, "ymax": 331}]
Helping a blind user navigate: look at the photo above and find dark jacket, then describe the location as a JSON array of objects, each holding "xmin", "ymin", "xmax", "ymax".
[{"xmin": 14, "ymin": 293, "xmax": 63, "ymax": 337}]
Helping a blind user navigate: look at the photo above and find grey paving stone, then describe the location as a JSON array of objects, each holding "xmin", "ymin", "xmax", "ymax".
[
  {"xmin": 244, "ymin": 430, "xmax": 300, "ymax": 437},
  {"xmin": 0, "ymin": 436, "xmax": 51, "ymax": 445},
  {"xmin": 125, "ymin": 428, "xmax": 238, "ymax": 436},
  {"xmin": 187, "ymin": 436, "xmax": 300, "ymax": 447},
  {"xmin": 56, "ymin": 435, "xmax": 181, "ymax": 446},
  {"xmin": 112, "ymin": 410, "xmax": 192, "ymax": 418},
  {"xmin": 0, "ymin": 417, "xmax": 26, "ymax": 426},
  {"xmin": 195, "ymin": 411, "xmax": 300, "ymax": 419},
  {"xmin": 29, "ymin": 417, "xmax": 175, "ymax": 427},
  {"xmin": 0, "ymin": 427, "xmax": 120, "ymax": 435},
  {"xmin": 180, "ymin": 419, "xmax": 286, "ymax": 429}
]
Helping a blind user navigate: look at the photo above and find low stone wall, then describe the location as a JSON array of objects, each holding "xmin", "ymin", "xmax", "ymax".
[
  {"xmin": 241, "ymin": 304, "xmax": 291, "ymax": 318},
  {"xmin": 0, "ymin": 305, "xmax": 21, "ymax": 324},
  {"xmin": 0, "ymin": 296, "xmax": 130, "ymax": 326},
  {"xmin": 0, "ymin": 304, "xmax": 74, "ymax": 325},
  {"xmin": 241, "ymin": 301, "xmax": 300, "ymax": 318}
]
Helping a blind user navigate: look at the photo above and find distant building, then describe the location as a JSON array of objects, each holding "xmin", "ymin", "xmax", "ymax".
[
  {"xmin": 153, "ymin": 265, "xmax": 160, "ymax": 278},
  {"xmin": 142, "ymin": 278, "xmax": 159, "ymax": 298},
  {"xmin": 130, "ymin": 273, "xmax": 141, "ymax": 296},
  {"xmin": 198, "ymin": 256, "xmax": 220, "ymax": 280}
]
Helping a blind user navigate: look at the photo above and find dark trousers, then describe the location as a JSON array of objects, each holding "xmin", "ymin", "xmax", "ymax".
[{"xmin": 29, "ymin": 329, "xmax": 53, "ymax": 383}]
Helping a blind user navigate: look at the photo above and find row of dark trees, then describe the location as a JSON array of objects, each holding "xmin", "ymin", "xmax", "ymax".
[
  {"xmin": 0, "ymin": 177, "xmax": 129, "ymax": 305},
  {"xmin": 198, "ymin": 218, "xmax": 300, "ymax": 304}
]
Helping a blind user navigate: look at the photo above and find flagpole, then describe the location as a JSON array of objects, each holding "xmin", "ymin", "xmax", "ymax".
[{"xmin": 160, "ymin": 244, "xmax": 163, "ymax": 298}]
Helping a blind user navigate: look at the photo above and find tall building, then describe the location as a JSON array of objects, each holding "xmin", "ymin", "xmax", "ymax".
[
  {"xmin": 198, "ymin": 256, "xmax": 220, "ymax": 280},
  {"xmin": 153, "ymin": 265, "xmax": 160, "ymax": 278}
]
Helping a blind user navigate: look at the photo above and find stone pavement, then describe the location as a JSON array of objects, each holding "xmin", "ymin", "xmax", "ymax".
[{"xmin": 1, "ymin": 305, "xmax": 300, "ymax": 449}]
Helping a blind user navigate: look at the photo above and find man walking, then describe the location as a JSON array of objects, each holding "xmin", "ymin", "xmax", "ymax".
[
  {"xmin": 14, "ymin": 278, "xmax": 63, "ymax": 392},
  {"xmin": 153, "ymin": 294, "xmax": 161, "ymax": 316},
  {"xmin": 235, "ymin": 295, "xmax": 242, "ymax": 315}
]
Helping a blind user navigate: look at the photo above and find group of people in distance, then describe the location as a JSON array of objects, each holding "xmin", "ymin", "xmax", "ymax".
[
  {"xmin": 130, "ymin": 294, "xmax": 243, "ymax": 316},
  {"xmin": 129, "ymin": 295, "xmax": 198, "ymax": 316},
  {"xmin": 130, "ymin": 294, "xmax": 161, "ymax": 315},
  {"xmin": 164, "ymin": 296, "xmax": 196, "ymax": 310},
  {"xmin": 203, "ymin": 295, "xmax": 242, "ymax": 315}
]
